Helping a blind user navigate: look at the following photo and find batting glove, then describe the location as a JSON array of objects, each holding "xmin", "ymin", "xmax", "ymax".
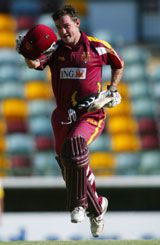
[
  {"xmin": 77, "ymin": 95, "xmax": 96, "ymax": 110},
  {"xmin": 77, "ymin": 91, "xmax": 113, "ymax": 112},
  {"xmin": 106, "ymin": 85, "xmax": 121, "ymax": 108}
]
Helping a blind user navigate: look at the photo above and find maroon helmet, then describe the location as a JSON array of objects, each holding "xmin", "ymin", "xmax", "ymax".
[{"xmin": 19, "ymin": 24, "xmax": 57, "ymax": 60}]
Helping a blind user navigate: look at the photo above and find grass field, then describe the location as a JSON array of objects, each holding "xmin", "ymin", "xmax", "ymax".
[{"xmin": 0, "ymin": 240, "xmax": 160, "ymax": 245}]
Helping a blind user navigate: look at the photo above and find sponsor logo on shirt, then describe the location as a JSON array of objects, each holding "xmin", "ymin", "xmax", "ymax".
[
  {"xmin": 60, "ymin": 68, "xmax": 86, "ymax": 79},
  {"xmin": 95, "ymin": 47, "xmax": 107, "ymax": 55},
  {"xmin": 96, "ymin": 46, "xmax": 116, "ymax": 56}
]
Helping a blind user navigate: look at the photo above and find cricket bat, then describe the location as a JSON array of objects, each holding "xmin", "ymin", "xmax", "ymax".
[{"xmin": 88, "ymin": 94, "xmax": 114, "ymax": 112}]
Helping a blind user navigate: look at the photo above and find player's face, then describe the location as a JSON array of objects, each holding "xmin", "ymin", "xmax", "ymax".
[{"xmin": 54, "ymin": 15, "xmax": 81, "ymax": 46}]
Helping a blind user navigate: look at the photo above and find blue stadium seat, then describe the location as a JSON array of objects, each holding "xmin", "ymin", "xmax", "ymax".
[
  {"xmin": 123, "ymin": 64, "xmax": 147, "ymax": 81},
  {"xmin": 132, "ymin": 96, "xmax": 156, "ymax": 117},
  {"xmin": 0, "ymin": 82, "xmax": 24, "ymax": 99},
  {"xmin": 139, "ymin": 151, "xmax": 160, "ymax": 175},
  {"xmin": 89, "ymin": 134, "xmax": 111, "ymax": 152},
  {"xmin": 32, "ymin": 151, "xmax": 61, "ymax": 176},
  {"xmin": 6, "ymin": 133, "xmax": 35, "ymax": 154},
  {"xmin": 0, "ymin": 49, "xmax": 22, "ymax": 66},
  {"xmin": 28, "ymin": 100, "xmax": 55, "ymax": 117},
  {"xmin": 28, "ymin": 116, "xmax": 53, "ymax": 136},
  {"xmin": 120, "ymin": 46, "xmax": 150, "ymax": 65},
  {"xmin": 128, "ymin": 80, "xmax": 151, "ymax": 99},
  {"xmin": 115, "ymin": 152, "xmax": 141, "ymax": 175},
  {"xmin": 150, "ymin": 66, "xmax": 160, "ymax": 81},
  {"xmin": 0, "ymin": 64, "xmax": 21, "ymax": 82},
  {"xmin": 153, "ymin": 81, "xmax": 160, "ymax": 99},
  {"xmin": 21, "ymin": 66, "xmax": 47, "ymax": 83}
]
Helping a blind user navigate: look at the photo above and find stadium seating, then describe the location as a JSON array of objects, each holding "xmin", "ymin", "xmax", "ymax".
[
  {"xmin": 0, "ymin": 31, "xmax": 16, "ymax": 48},
  {"xmin": 0, "ymin": 14, "xmax": 16, "ymax": 31},
  {"xmin": 10, "ymin": 155, "xmax": 32, "ymax": 176},
  {"xmin": 132, "ymin": 96, "xmax": 156, "ymax": 117},
  {"xmin": 0, "ymin": 155, "xmax": 10, "ymax": 176},
  {"xmin": 128, "ymin": 80, "xmax": 151, "ymax": 99},
  {"xmin": 24, "ymin": 81, "xmax": 52, "ymax": 100},
  {"xmin": 137, "ymin": 117, "xmax": 158, "ymax": 134},
  {"xmin": 1, "ymin": 98, "xmax": 28, "ymax": 118},
  {"xmin": 115, "ymin": 152, "xmax": 140, "ymax": 175},
  {"xmin": 28, "ymin": 116, "xmax": 53, "ymax": 136},
  {"xmin": 89, "ymin": 134, "xmax": 111, "ymax": 152},
  {"xmin": 0, "ymin": 48, "xmax": 21, "ymax": 66},
  {"xmin": 140, "ymin": 134, "xmax": 159, "ymax": 150},
  {"xmin": 111, "ymin": 133, "xmax": 141, "ymax": 152},
  {"xmin": 5, "ymin": 117, "xmax": 28, "ymax": 133},
  {"xmin": 28, "ymin": 100, "xmax": 55, "ymax": 117},
  {"xmin": 90, "ymin": 152, "xmax": 116, "ymax": 176},
  {"xmin": 107, "ymin": 116, "xmax": 138, "ymax": 134},
  {"xmin": 106, "ymin": 100, "xmax": 133, "ymax": 117},
  {"xmin": 139, "ymin": 151, "xmax": 160, "ymax": 175},
  {"xmin": 0, "ymin": 64, "xmax": 21, "ymax": 81},
  {"xmin": 35, "ymin": 135, "xmax": 54, "ymax": 151},
  {"xmin": 153, "ymin": 80, "xmax": 160, "ymax": 99},
  {"xmin": 123, "ymin": 64, "xmax": 148, "ymax": 81},
  {"xmin": 6, "ymin": 133, "xmax": 35, "ymax": 154},
  {"xmin": 0, "ymin": 136, "xmax": 6, "ymax": 153},
  {"xmin": 21, "ymin": 66, "xmax": 47, "ymax": 83},
  {"xmin": 120, "ymin": 46, "xmax": 150, "ymax": 66},
  {"xmin": 16, "ymin": 15, "xmax": 37, "ymax": 31},
  {"xmin": 0, "ymin": 82, "xmax": 24, "ymax": 99},
  {"xmin": 10, "ymin": 0, "xmax": 42, "ymax": 17},
  {"xmin": 37, "ymin": 14, "xmax": 57, "ymax": 30},
  {"xmin": 32, "ymin": 151, "xmax": 61, "ymax": 176},
  {"xmin": 0, "ymin": 119, "xmax": 6, "ymax": 135}
]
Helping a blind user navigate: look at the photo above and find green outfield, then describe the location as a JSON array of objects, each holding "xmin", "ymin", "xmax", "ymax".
[{"xmin": 0, "ymin": 240, "xmax": 160, "ymax": 245}]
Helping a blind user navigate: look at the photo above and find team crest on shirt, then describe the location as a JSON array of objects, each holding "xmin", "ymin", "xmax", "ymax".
[
  {"xmin": 81, "ymin": 51, "xmax": 91, "ymax": 63},
  {"xmin": 60, "ymin": 68, "xmax": 86, "ymax": 79}
]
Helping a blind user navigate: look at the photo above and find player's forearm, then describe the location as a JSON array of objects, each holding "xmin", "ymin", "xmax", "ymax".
[
  {"xmin": 110, "ymin": 65, "xmax": 124, "ymax": 88},
  {"xmin": 25, "ymin": 58, "xmax": 41, "ymax": 69}
]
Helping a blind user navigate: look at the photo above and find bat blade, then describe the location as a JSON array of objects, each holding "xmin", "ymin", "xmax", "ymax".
[{"xmin": 88, "ymin": 96, "xmax": 114, "ymax": 112}]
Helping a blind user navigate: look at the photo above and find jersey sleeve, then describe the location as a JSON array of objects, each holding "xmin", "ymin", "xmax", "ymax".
[
  {"xmin": 88, "ymin": 36, "xmax": 123, "ymax": 69},
  {"xmin": 105, "ymin": 45, "xmax": 123, "ymax": 69}
]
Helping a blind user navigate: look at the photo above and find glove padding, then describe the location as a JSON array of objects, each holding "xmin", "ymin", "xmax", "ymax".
[
  {"xmin": 78, "ymin": 95, "xmax": 96, "ymax": 110},
  {"xmin": 77, "ymin": 86, "xmax": 121, "ymax": 112},
  {"xmin": 106, "ymin": 85, "xmax": 121, "ymax": 108},
  {"xmin": 77, "ymin": 90, "xmax": 114, "ymax": 112}
]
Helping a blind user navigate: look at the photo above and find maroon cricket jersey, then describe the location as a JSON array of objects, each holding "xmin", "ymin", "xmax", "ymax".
[{"xmin": 38, "ymin": 32, "xmax": 123, "ymax": 112}]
